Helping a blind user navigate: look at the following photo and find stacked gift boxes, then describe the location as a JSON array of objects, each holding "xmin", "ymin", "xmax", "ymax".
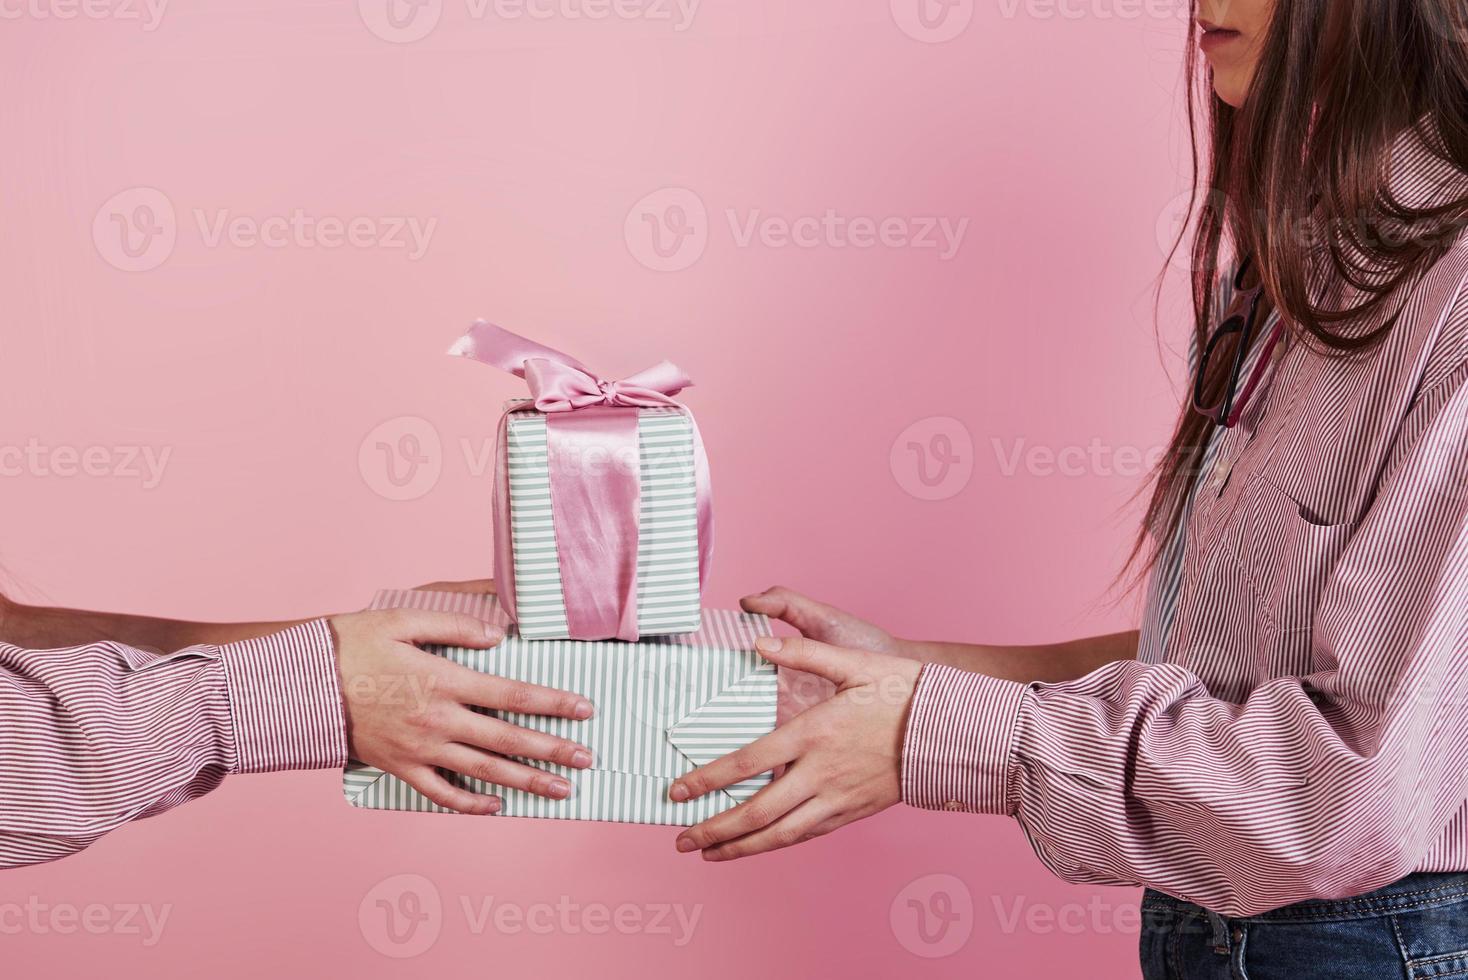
[{"xmin": 343, "ymin": 324, "xmax": 775, "ymax": 826}]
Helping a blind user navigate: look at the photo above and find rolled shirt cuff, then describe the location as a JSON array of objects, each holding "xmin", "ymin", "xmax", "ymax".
[
  {"xmin": 901, "ymin": 663, "xmax": 1028, "ymax": 816},
  {"xmin": 217, "ymin": 619, "xmax": 348, "ymax": 774}
]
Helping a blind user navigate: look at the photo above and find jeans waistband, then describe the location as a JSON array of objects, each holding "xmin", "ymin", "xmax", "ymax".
[{"xmin": 1142, "ymin": 872, "xmax": 1468, "ymax": 924}]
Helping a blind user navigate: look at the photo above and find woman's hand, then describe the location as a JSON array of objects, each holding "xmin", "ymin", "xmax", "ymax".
[
  {"xmin": 332, "ymin": 605, "xmax": 595, "ymax": 815},
  {"xmin": 668, "ymin": 634, "xmax": 921, "ymax": 861},
  {"xmin": 741, "ymin": 585, "xmax": 900, "ymax": 655},
  {"xmin": 741, "ymin": 586, "xmax": 904, "ymax": 722}
]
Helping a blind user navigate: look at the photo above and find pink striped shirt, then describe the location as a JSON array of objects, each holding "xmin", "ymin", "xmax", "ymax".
[
  {"xmin": 0, "ymin": 620, "xmax": 345, "ymax": 868},
  {"xmin": 901, "ymin": 119, "xmax": 1468, "ymax": 916}
]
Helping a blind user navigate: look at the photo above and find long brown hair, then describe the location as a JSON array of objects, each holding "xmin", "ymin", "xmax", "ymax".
[{"xmin": 1132, "ymin": 0, "xmax": 1468, "ymax": 575}]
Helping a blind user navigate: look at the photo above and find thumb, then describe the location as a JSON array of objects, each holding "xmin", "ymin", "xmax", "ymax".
[
  {"xmin": 382, "ymin": 608, "xmax": 504, "ymax": 648},
  {"xmin": 753, "ymin": 634, "xmax": 859, "ymax": 685}
]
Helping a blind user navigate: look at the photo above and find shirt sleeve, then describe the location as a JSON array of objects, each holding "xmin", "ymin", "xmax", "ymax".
[
  {"xmin": 0, "ymin": 619, "xmax": 346, "ymax": 868},
  {"xmin": 902, "ymin": 367, "xmax": 1468, "ymax": 917}
]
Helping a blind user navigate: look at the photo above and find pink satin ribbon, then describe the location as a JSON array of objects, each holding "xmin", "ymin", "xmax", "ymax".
[{"xmin": 448, "ymin": 322, "xmax": 713, "ymax": 641}]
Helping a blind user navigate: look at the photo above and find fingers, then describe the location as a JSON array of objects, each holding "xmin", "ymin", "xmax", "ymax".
[
  {"xmin": 381, "ymin": 607, "xmax": 504, "ymax": 648},
  {"xmin": 437, "ymin": 744, "xmax": 574, "ymax": 800},
  {"xmin": 413, "ymin": 579, "xmax": 497, "ymax": 594},
  {"xmin": 752, "ymin": 635, "xmax": 860, "ymax": 685},
  {"xmin": 740, "ymin": 585, "xmax": 820, "ymax": 632},
  {"xmin": 674, "ymin": 776, "xmax": 812, "ymax": 853},
  {"xmin": 448, "ymin": 667, "xmax": 594, "ymax": 721},
  {"xmin": 669, "ymin": 726, "xmax": 802, "ymax": 802},
  {"xmin": 402, "ymin": 765, "xmax": 502, "ymax": 815},
  {"xmin": 702, "ymin": 798, "xmax": 842, "ymax": 862},
  {"xmin": 448, "ymin": 711, "xmax": 594, "ymax": 769}
]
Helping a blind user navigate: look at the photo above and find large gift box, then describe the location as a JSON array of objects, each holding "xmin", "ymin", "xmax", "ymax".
[
  {"xmin": 343, "ymin": 589, "xmax": 777, "ymax": 826},
  {"xmin": 449, "ymin": 323, "xmax": 713, "ymax": 642}
]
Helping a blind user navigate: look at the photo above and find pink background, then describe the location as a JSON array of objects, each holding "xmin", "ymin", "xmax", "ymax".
[{"xmin": 0, "ymin": 1, "xmax": 1197, "ymax": 977}]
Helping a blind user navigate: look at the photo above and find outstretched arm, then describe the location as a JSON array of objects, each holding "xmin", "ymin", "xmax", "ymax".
[
  {"xmin": 741, "ymin": 586, "xmax": 1137, "ymax": 685},
  {"xmin": 0, "ymin": 593, "xmax": 303, "ymax": 651},
  {"xmin": 0, "ymin": 581, "xmax": 597, "ymax": 869}
]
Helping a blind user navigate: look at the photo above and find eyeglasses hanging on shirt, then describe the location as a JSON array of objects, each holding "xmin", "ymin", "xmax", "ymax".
[{"xmin": 1191, "ymin": 253, "xmax": 1287, "ymax": 429}]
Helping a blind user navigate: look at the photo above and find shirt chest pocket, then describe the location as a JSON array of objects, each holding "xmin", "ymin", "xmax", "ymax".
[
  {"xmin": 1171, "ymin": 473, "xmax": 1358, "ymax": 689},
  {"xmin": 1223, "ymin": 475, "xmax": 1358, "ymax": 674}
]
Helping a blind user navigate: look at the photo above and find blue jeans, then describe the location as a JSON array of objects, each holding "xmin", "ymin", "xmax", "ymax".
[{"xmin": 1140, "ymin": 873, "xmax": 1468, "ymax": 979}]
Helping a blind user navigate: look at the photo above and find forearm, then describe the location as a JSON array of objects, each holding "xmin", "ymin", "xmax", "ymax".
[
  {"xmin": 0, "ymin": 620, "xmax": 344, "ymax": 868},
  {"xmin": 900, "ymin": 630, "xmax": 1139, "ymax": 684},
  {"xmin": 0, "ymin": 595, "xmax": 304, "ymax": 652}
]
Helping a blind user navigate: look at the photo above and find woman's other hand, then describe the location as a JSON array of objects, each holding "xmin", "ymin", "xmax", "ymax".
[
  {"xmin": 741, "ymin": 586, "xmax": 903, "ymax": 723},
  {"xmin": 740, "ymin": 585, "xmax": 899, "ymax": 654}
]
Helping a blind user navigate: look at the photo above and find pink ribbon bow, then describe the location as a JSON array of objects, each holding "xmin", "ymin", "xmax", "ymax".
[{"xmin": 449, "ymin": 321, "xmax": 713, "ymax": 641}]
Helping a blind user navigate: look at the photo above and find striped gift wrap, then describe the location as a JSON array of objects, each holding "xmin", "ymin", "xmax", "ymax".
[
  {"xmin": 505, "ymin": 405, "xmax": 702, "ymax": 640},
  {"xmin": 343, "ymin": 589, "xmax": 778, "ymax": 826}
]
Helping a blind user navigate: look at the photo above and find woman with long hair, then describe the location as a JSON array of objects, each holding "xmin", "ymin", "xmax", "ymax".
[{"xmin": 668, "ymin": 2, "xmax": 1468, "ymax": 974}]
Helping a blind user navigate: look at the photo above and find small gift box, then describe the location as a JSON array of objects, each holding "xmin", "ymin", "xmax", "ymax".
[
  {"xmin": 449, "ymin": 323, "xmax": 713, "ymax": 642},
  {"xmin": 343, "ymin": 589, "xmax": 777, "ymax": 826}
]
